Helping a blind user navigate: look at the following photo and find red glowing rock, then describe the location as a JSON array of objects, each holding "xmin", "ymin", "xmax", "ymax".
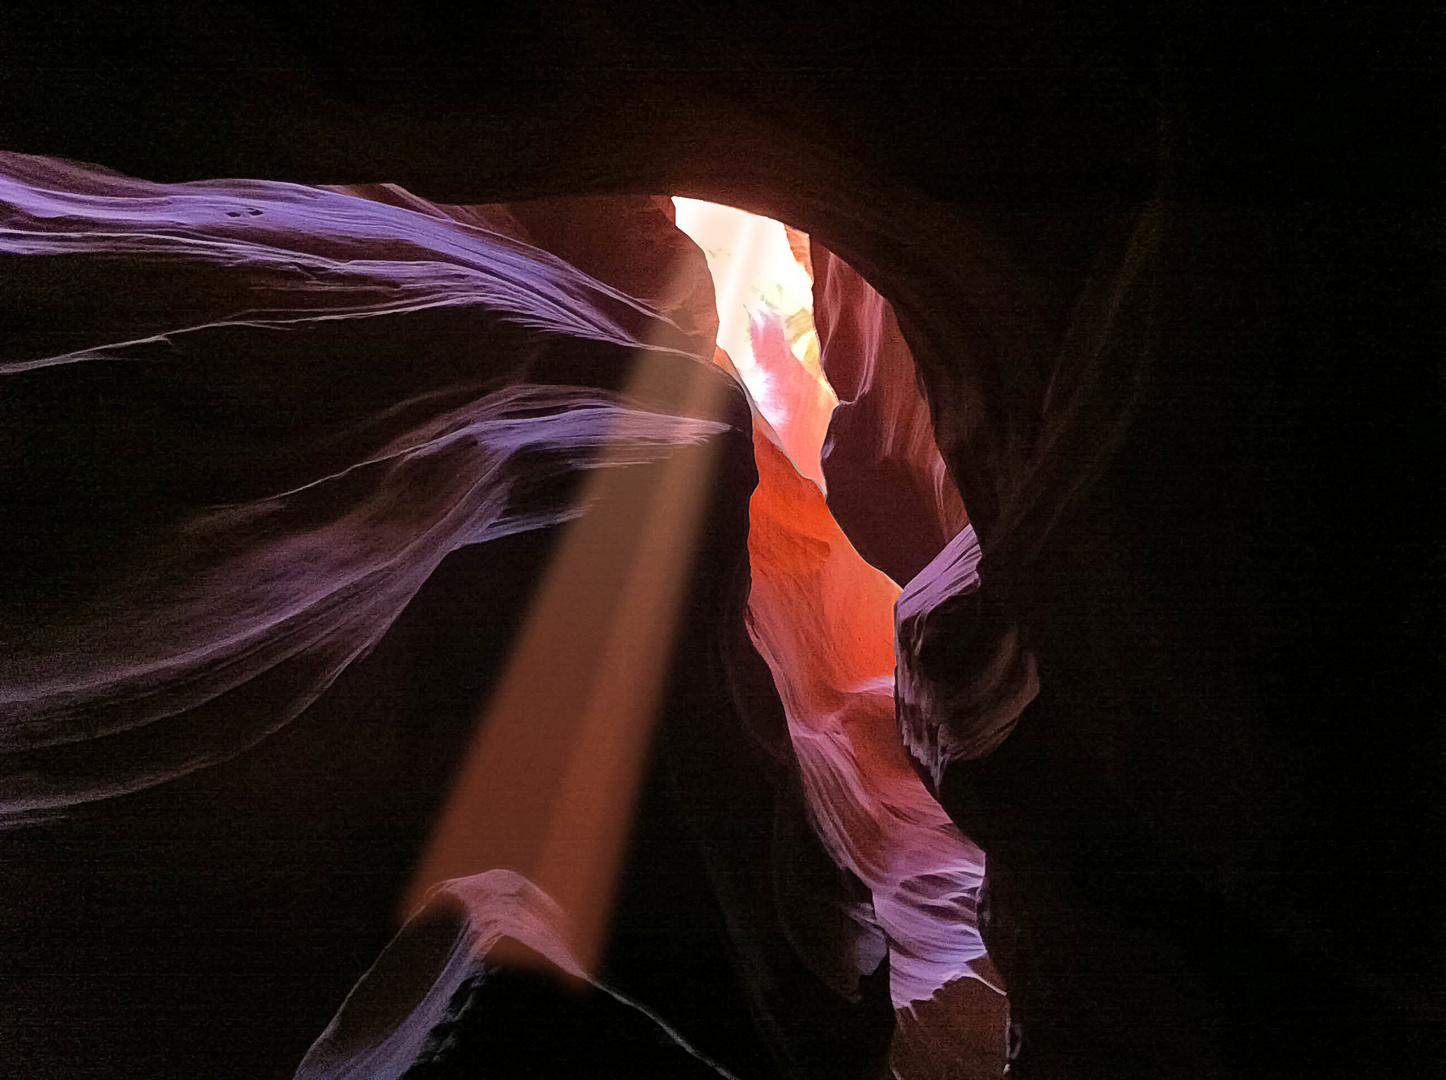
[
  {"xmin": 678, "ymin": 202, "xmax": 999, "ymax": 1014},
  {"xmin": 743, "ymin": 426, "xmax": 996, "ymax": 1008}
]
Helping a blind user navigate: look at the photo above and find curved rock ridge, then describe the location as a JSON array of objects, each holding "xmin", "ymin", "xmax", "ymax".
[
  {"xmin": 295, "ymin": 870, "xmax": 740, "ymax": 1080},
  {"xmin": 1, "ymin": 159, "xmax": 905, "ymax": 1079},
  {"xmin": 0, "ymin": 154, "xmax": 737, "ymax": 818},
  {"xmin": 295, "ymin": 869, "xmax": 588, "ymax": 1080},
  {"xmin": 894, "ymin": 524, "xmax": 1038, "ymax": 792}
]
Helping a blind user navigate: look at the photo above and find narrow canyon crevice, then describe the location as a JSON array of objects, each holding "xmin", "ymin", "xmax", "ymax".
[{"xmin": 1, "ymin": 10, "xmax": 1437, "ymax": 1077}]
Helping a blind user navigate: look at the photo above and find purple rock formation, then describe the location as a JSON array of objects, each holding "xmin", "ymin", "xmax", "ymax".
[{"xmin": 0, "ymin": 154, "xmax": 733, "ymax": 820}]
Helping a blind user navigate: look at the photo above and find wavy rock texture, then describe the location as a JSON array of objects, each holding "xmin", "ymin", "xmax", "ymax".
[
  {"xmin": 0, "ymin": 155, "xmax": 730, "ymax": 818},
  {"xmin": 738, "ymin": 368, "xmax": 995, "ymax": 1010},
  {"xmin": 672, "ymin": 203, "xmax": 1007, "ymax": 1073}
]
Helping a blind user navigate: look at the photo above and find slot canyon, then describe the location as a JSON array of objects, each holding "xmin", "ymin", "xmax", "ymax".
[{"xmin": 0, "ymin": 5, "xmax": 1438, "ymax": 1079}]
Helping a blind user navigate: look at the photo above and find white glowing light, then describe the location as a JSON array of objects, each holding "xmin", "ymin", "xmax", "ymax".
[{"xmin": 673, "ymin": 197, "xmax": 836, "ymax": 489}]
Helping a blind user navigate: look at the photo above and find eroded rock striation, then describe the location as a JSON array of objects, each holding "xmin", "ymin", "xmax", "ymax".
[{"xmin": 0, "ymin": 155, "xmax": 731, "ymax": 819}]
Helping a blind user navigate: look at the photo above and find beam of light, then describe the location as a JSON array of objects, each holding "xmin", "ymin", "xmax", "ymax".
[
  {"xmin": 405, "ymin": 196, "xmax": 994, "ymax": 1018},
  {"xmin": 401, "ymin": 259, "xmax": 734, "ymax": 979}
]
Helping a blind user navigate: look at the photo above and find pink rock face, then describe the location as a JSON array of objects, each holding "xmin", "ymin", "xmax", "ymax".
[
  {"xmin": 743, "ymin": 428, "xmax": 994, "ymax": 1007},
  {"xmin": 812, "ymin": 246, "xmax": 969, "ymax": 588},
  {"xmin": 674, "ymin": 201, "xmax": 1001, "ymax": 1009}
]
